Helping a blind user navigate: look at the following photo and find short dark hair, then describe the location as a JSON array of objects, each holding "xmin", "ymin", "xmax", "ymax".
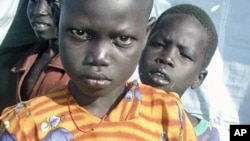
[{"xmin": 155, "ymin": 4, "xmax": 218, "ymax": 69}]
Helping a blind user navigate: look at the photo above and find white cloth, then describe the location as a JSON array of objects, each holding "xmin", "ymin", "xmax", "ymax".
[
  {"xmin": 0, "ymin": 0, "xmax": 20, "ymax": 46},
  {"xmin": 150, "ymin": 0, "xmax": 171, "ymax": 18}
]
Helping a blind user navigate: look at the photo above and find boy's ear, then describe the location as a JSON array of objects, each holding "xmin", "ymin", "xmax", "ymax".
[
  {"xmin": 51, "ymin": 3, "xmax": 60, "ymax": 35},
  {"xmin": 146, "ymin": 17, "xmax": 156, "ymax": 39},
  {"xmin": 191, "ymin": 70, "xmax": 208, "ymax": 89}
]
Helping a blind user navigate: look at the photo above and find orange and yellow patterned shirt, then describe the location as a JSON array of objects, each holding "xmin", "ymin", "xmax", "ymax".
[{"xmin": 0, "ymin": 82, "xmax": 197, "ymax": 141}]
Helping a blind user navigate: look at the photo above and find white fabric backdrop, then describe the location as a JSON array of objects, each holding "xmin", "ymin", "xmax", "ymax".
[{"xmin": 0, "ymin": 0, "xmax": 20, "ymax": 45}]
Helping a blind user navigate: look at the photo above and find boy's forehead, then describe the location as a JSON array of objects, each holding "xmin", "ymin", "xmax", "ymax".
[
  {"xmin": 61, "ymin": 0, "xmax": 148, "ymax": 6},
  {"xmin": 60, "ymin": 0, "xmax": 151, "ymax": 29},
  {"xmin": 157, "ymin": 14, "xmax": 204, "ymax": 31},
  {"xmin": 59, "ymin": 0, "xmax": 152, "ymax": 41},
  {"xmin": 152, "ymin": 14, "xmax": 208, "ymax": 50},
  {"xmin": 61, "ymin": 0, "xmax": 150, "ymax": 16}
]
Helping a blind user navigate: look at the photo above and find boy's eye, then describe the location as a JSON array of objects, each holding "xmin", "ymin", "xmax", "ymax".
[
  {"xmin": 113, "ymin": 36, "xmax": 133, "ymax": 47},
  {"xmin": 71, "ymin": 29, "xmax": 92, "ymax": 40},
  {"xmin": 48, "ymin": 0, "xmax": 59, "ymax": 3},
  {"xmin": 179, "ymin": 52, "xmax": 192, "ymax": 61},
  {"xmin": 150, "ymin": 42, "xmax": 163, "ymax": 48},
  {"xmin": 48, "ymin": 0, "xmax": 60, "ymax": 6}
]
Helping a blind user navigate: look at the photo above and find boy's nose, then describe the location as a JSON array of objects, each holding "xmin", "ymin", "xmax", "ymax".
[
  {"xmin": 155, "ymin": 48, "xmax": 175, "ymax": 68},
  {"xmin": 155, "ymin": 56, "xmax": 175, "ymax": 68},
  {"xmin": 34, "ymin": 0, "xmax": 49, "ymax": 16},
  {"xmin": 83, "ymin": 41, "xmax": 110, "ymax": 66}
]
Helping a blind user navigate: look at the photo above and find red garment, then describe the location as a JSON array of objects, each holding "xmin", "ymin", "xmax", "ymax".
[{"xmin": 11, "ymin": 41, "xmax": 69, "ymax": 102}]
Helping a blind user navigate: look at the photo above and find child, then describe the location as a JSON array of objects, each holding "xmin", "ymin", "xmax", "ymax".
[
  {"xmin": 0, "ymin": 0, "xmax": 197, "ymax": 140},
  {"xmin": 11, "ymin": 0, "xmax": 69, "ymax": 102},
  {"xmin": 0, "ymin": 0, "xmax": 38, "ymax": 112},
  {"xmin": 139, "ymin": 4, "xmax": 219, "ymax": 141}
]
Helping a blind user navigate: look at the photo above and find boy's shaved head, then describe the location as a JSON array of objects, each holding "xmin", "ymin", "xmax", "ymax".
[
  {"xmin": 155, "ymin": 4, "xmax": 218, "ymax": 69},
  {"xmin": 58, "ymin": 0, "xmax": 155, "ymax": 99},
  {"xmin": 144, "ymin": 0, "xmax": 154, "ymax": 16},
  {"xmin": 60, "ymin": 0, "xmax": 153, "ymax": 18}
]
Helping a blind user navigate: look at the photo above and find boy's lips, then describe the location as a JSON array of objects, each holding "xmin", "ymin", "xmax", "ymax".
[
  {"xmin": 32, "ymin": 22, "xmax": 50, "ymax": 31},
  {"xmin": 81, "ymin": 74, "xmax": 112, "ymax": 88},
  {"xmin": 148, "ymin": 69, "xmax": 170, "ymax": 85}
]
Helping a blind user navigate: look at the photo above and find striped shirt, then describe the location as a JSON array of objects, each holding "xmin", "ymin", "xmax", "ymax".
[{"xmin": 0, "ymin": 82, "xmax": 197, "ymax": 141}]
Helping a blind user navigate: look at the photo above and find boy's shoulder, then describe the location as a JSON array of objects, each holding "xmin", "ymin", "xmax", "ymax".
[
  {"xmin": 137, "ymin": 82, "xmax": 183, "ymax": 110},
  {"xmin": 0, "ymin": 86, "xmax": 69, "ymax": 140},
  {"xmin": 139, "ymin": 82, "xmax": 180, "ymax": 101},
  {"xmin": 11, "ymin": 40, "xmax": 49, "ymax": 72},
  {"xmin": 1, "ymin": 86, "xmax": 68, "ymax": 120}
]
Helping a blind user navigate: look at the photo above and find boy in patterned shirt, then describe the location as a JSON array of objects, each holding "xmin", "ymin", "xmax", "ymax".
[{"xmin": 0, "ymin": 1, "xmax": 197, "ymax": 140}]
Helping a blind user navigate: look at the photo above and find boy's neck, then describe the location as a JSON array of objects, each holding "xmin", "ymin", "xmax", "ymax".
[
  {"xmin": 69, "ymin": 81, "xmax": 127, "ymax": 118},
  {"xmin": 49, "ymin": 39, "xmax": 59, "ymax": 53}
]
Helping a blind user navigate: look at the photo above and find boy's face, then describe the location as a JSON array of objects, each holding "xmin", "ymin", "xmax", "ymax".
[
  {"xmin": 139, "ymin": 14, "xmax": 208, "ymax": 95},
  {"xmin": 59, "ymin": 0, "xmax": 150, "ymax": 97},
  {"xmin": 27, "ymin": 0, "xmax": 57, "ymax": 40}
]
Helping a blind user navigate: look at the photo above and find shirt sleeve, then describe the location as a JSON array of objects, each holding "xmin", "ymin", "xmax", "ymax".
[{"xmin": 0, "ymin": 103, "xmax": 32, "ymax": 141}]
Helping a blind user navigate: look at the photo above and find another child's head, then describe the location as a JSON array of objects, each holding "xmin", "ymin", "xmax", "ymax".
[
  {"xmin": 139, "ymin": 4, "xmax": 218, "ymax": 96},
  {"xmin": 27, "ymin": 0, "xmax": 59, "ymax": 40},
  {"xmin": 59, "ymin": 0, "xmax": 154, "ymax": 97}
]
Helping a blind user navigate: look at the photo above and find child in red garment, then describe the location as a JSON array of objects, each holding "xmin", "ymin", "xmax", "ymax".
[{"xmin": 11, "ymin": 0, "xmax": 69, "ymax": 102}]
